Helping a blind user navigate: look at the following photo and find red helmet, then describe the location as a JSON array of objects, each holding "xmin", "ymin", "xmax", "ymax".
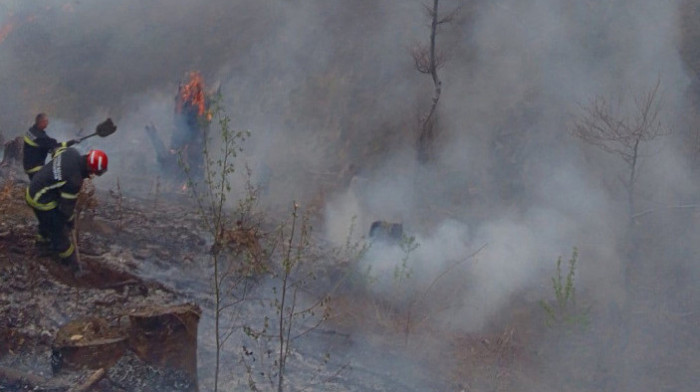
[{"xmin": 86, "ymin": 149, "xmax": 108, "ymax": 175}]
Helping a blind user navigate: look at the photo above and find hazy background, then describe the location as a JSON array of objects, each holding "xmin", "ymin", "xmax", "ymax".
[{"xmin": 2, "ymin": 0, "xmax": 700, "ymax": 390}]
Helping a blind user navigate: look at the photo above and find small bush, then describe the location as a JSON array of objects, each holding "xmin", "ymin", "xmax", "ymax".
[{"xmin": 540, "ymin": 247, "xmax": 589, "ymax": 330}]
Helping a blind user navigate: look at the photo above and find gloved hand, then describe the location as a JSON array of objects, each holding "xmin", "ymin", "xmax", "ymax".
[{"xmin": 65, "ymin": 139, "xmax": 78, "ymax": 147}]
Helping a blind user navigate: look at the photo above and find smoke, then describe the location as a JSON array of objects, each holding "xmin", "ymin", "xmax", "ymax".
[
  {"xmin": 325, "ymin": 0, "xmax": 698, "ymax": 388},
  {"xmin": 3, "ymin": 0, "xmax": 700, "ymax": 389}
]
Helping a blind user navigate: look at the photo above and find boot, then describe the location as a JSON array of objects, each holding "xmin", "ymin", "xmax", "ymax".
[
  {"xmin": 35, "ymin": 234, "xmax": 50, "ymax": 246},
  {"xmin": 58, "ymin": 253, "xmax": 83, "ymax": 276},
  {"xmin": 35, "ymin": 234, "xmax": 52, "ymax": 256}
]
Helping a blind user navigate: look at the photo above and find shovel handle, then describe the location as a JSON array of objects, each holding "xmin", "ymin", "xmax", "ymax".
[{"xmin": 77, "ymin": 132, "xmax": 98, "ymax": 143}]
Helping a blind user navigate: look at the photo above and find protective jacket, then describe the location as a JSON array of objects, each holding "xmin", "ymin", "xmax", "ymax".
[
  {"xmin": 26, "ymin": 147, "xmax": 87, "ymax": 224},
  {"xmin": 23, "ymin": 124, "xmax": 71, "ymax": 178}
]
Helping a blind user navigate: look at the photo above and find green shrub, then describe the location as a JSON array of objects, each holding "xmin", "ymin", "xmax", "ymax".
[{"xmin": 540, "ymin": 247, "xmax": 589, "ymax": 330}]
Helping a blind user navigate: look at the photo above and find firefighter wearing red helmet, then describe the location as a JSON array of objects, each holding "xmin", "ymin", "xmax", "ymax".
[{"xmin": 25, "ymin": 147, "xmax": 108, "ymax": 272}]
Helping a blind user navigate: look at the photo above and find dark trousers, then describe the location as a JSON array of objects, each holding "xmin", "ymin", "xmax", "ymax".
[{"xmin": 33, "ymin": 209, "xmax": 73, "ymax": 259}]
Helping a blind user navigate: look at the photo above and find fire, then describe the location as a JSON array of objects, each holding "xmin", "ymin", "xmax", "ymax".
[{"xmin": 176, "ymin": 71, "xmax": 208, "ymax": 118}]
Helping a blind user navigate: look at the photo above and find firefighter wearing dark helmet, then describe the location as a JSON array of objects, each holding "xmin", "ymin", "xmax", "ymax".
[
  {"xmin": 25, "ymin": 148, "xmax": 108, "ymax": 271},
  {"xmin": 23, "ymin": 113, "xmax": 78, "ymax": 180}
]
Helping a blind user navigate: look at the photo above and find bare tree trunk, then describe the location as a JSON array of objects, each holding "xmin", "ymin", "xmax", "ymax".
[
  {"xmin": 628, "ymin": 138, "xmax": 640, "ymax": 223},
  {"xmin": 417, "ymin": 0, "xmax": 443, "ymax": 164},
  {"xmin": 572, "ymin": 80, "xmax": 666, "ymax": 292},
  {"xmin": 277, "ymin": 207, "xmax": 297, "ymax": 392}
]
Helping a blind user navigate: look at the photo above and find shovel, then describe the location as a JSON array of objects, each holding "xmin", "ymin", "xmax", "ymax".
[
  {"xmin": 77, "ymin": 118, "xmax": 117, "ymax": 143},
  {"xmin": 70, "ymin": 227, "xmax": 85, "ymax": 277}
]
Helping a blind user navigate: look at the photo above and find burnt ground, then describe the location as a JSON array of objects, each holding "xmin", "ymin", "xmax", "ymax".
[
  {"xmin": 0, "ymin": 167, "xmax": 202, "ymax": 391},
  {"xmin": 2, "ymin": 162, "xmax": 700, "ymax": 392},
  {"xmin": 0, "ymin": 166, "xmax": 465, "ymax": 392}
]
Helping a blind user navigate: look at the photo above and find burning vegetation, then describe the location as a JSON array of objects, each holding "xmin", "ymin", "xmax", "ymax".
[
  {"xmin": 176, "ymin": 71, "xmax": 211, "ymax": 121},
  {"xmin": 145, "ymin": 70, "xmax": 214, "ymax": 187}
]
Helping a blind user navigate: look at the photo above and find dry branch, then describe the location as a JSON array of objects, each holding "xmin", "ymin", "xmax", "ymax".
[
  {"xmin": 68, "ymin": 368, "xmax": 106, "ymax": 392},
  {"xmin": 572, "ymin": 79, "xmax": 667, "ymax": 219},
  {"xmin": 573, "ymin": 79, "xmax": 665, "ymax": 165}
]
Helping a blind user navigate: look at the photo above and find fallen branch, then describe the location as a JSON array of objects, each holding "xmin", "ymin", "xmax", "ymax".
[
  {"xmin": 69, "ymin": 368, "xmax": 106, "ymax": 392},
  {"xmin": 101, "ymin": 279, "xmax": 141, "ymax": 290}
]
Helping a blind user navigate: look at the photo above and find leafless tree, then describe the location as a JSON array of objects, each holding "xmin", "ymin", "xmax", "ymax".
[
  {"xmin": 573, "ymin": 79, "xmax": 668, "ymax": 221},
  {"xmin": 413, "ymin": 0, "xmax": 459, "ymax": 163}
]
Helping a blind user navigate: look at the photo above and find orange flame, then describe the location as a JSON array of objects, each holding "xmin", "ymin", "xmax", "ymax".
[{"xmin": 176, "ymin": 71, "xmax": 207, "ymax": 117}]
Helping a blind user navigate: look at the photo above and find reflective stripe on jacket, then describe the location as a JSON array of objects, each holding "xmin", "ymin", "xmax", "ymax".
[
  {"xmin": 27, "ymin": 148, "xmax": 86, "ymax": 219},
  {"xmin": 23, "ymin": 125, "xmax": 66, "ymax": 175}
]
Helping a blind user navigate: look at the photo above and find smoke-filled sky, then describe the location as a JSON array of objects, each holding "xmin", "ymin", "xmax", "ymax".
[
  {"xmin": 326, "ymin": 0, "xmax": 695, "ymax": 328},
  {"xmin": 3, "ymin": 0, "xmax": 700, "ymax": 389}
]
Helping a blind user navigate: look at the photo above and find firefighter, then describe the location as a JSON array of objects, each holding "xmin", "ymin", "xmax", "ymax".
[
  {"xmin": 23, "ymin": 113, "xmax": 78, "ymax": 180},
  {"xmin": 25, "ymin": 148, "xmax": 108, "ymax": 271}
]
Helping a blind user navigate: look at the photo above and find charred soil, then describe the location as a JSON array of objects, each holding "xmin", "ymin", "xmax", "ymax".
[{"xmin": 0, "ymin": 169, "xmax": 205, "ymax": 391}]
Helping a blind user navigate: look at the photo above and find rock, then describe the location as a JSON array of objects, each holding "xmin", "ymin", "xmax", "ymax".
[{"xmin": 369, "ymin": 220, "xmax": 404, "ymax": 243}]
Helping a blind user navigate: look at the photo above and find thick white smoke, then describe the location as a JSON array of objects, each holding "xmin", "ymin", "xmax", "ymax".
[{"xmin": 2, "ymin": 0, "xmax": 699, "ymax": 389}]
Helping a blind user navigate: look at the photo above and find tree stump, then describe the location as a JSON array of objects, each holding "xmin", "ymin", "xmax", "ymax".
[
  {"xmin": 127, "ymin": 303, "xmax": 201, "ymax": 390},
  {"xmin": 0, "ymin": 136, "xmax": 22, "ymax": 168},
  {"xmin": 369, "ymin": 220, "xmax": 404, "ymax": 243},
  {"xmin": 51, "ymin": 317, "xmax": 127, "ymax": 373}
]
